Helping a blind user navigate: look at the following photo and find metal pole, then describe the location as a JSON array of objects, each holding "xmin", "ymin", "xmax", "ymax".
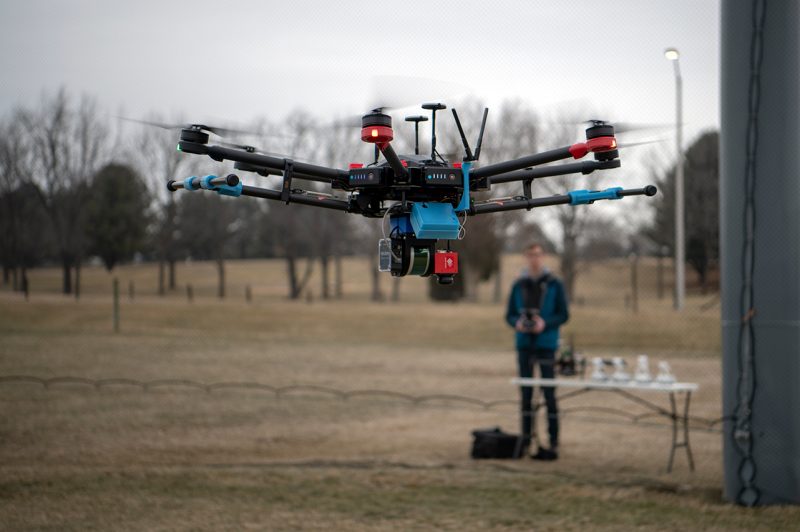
[{"xmin": 674, "ymin": 59, "xmax": 686, "ymax": 311}]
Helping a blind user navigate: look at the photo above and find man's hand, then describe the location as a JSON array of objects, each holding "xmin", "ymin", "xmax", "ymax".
[{"xmin": 515, "ymin": 315, "xmax": 546, "ymax": 334}]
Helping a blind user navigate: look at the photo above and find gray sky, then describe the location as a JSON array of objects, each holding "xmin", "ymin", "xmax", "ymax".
[{"xmin": 1, "ymin": 0, "xmax": 719, "ymax": 142}]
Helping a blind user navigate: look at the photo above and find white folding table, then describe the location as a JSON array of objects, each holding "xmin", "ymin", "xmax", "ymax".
[{"xmin": 511, "ymin": 377, "xmax": 699, "ymax": 472}]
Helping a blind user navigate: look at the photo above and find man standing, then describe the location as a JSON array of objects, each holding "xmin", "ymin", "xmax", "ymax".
[{"xmin": 505, "ymin": 242, "xmax": 569, "ymax": 459}]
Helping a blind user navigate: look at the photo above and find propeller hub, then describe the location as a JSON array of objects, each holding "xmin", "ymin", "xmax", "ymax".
[{"xmin": 585, "ymin": 121, "xmax": 615, "ymax": 140}]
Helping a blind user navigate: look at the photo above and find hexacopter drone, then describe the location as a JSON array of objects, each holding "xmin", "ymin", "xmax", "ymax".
[{"xmin": 152, "ymin": 104, "xmax": 656, "ymax": 284}]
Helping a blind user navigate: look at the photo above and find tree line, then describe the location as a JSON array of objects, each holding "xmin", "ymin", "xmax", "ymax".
[{"xmin": 0, "ymin": 88, "xmax": 721, "ymax": 301}]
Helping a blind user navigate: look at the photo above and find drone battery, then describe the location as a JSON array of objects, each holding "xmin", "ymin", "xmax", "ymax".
[
  {"xmin": 410, "ymin": 202, "xmax": 461, "ymax": 240},
  {"xmin": 378, "ymin": 239, "xmax": 392, "ymax": 272},
  {"xmin": 423, "ymin": 168, "xmax": 463, "ymax": 187},
  {"xmin": 349, "ymin": 167, "xmax": 385, "ymax": 187},
  {"xmin": 434, "ymin": 251, "xmax": 458, "ymax": 275}
]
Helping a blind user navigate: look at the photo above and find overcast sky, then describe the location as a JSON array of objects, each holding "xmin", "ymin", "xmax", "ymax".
[{"xmin": 1, "ymin": 0, "xmax": 719, "ymax": 139}]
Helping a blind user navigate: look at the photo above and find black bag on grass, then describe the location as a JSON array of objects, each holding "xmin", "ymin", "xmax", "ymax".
[{"xmin": 470, "ymin": 427, "xmax": 522, "ymax": 459}]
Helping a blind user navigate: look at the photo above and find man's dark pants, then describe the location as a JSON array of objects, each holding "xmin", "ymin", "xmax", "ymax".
[{"xmin": 517, "ymin": 347, "xmax": 559, "ymax": 448}]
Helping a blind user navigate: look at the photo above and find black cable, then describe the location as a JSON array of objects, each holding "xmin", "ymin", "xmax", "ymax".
[{"xmin": 731, "ymin": 0, "xmax": 765, "ymax": 508}]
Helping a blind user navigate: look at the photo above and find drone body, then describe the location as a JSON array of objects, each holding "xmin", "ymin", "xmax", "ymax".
[{"xmin": 161, "ymin": 104, "xmax": 657, "ymax": 285}]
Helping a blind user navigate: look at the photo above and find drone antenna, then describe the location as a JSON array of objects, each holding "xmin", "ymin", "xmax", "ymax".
[
  {"xmin": 451, "ymin": 109, "xmax": 474, "ymax": 161},
  {"xmin": 473, "ymin": 108, "xmax": 489, "ymax": 161},
  {"xmin": 422, "ymin": 103, "xmax": 446, "ymax": 162},
  {"xmin": 405, "ymin": 115, "xmax": 429, "ymax": 155}
]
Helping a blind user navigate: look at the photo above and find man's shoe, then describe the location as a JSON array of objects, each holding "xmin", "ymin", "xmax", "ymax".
[{"xmin": 531, "ymin": 446, "xmax": 558, "ymax": 461}]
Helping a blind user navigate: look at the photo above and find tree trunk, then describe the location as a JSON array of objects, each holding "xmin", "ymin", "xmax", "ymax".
[
  {"xmin": 61, "ymin": 255, "xmax": 72, "ymax": 294},
  {"xmin": 11, "ymin": 266, "xmax": 19, "ymax": 292},
  {"xmin": 287, "ymin": 255, "xmax": 299, "ymax": 299},
  {"xmin": 21, "ymin": 267, "xmax": 29, "ymax": 301},
  {"xmin": 217, "ymin": 257, "xmax": 225, "ymax": 299},
  {"xmin": 561, "ymin": 238, "xmax": 578, "ymax": 301},
  {"xmin": 168, "ymin": 259, "xmax": 176, "ymax": 291},
  {"xmin": 335, "ymin": 253, "xmax": 343, "ymax": 299},
  {"xmin": 2, "ymin": 265, "xmax": 9, "ymax": 286},
  {"xmin": 286, "ymin": 255, "xmax": 314, "ymax": 300},
  {"xmin": 493, "ymin": 260, "xmax": 503, "ymax": 303},
  {"xmin": 320, "ymin": 255, "xmax": 329, "ymax": 299},
  {"xmin": 158, "ymin": 258, "xmax": 166, "ymax": 296},
  {"xmin": 74, "ymin": 260, "xmax": 81, "ymax": 300}
]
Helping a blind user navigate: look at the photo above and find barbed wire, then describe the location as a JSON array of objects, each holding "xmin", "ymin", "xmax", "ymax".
[{"xmin": 0, "ymin": 374, "xmax": 725, "ymax": 433}]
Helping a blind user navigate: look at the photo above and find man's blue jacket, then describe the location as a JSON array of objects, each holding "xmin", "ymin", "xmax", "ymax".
[{"xmin": 505, "ymin": 270, "xmax": 570, "ymax": 351}]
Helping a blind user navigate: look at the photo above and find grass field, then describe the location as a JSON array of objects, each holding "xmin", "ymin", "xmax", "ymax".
[{"xmin": 1, "ymin": 256, "xmax": 796, "ymax": 530}]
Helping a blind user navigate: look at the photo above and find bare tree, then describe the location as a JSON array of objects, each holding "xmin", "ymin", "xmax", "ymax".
[
  {"xmin": 315, "ymin": 119, "xmax": 362, "ymax": 299},
  {"xmin": 128, "ymin": 114, "xmax": 195, "ymax": 295},
  {"xmin": 21, "ymin": 89, "xmax": 112, "ymax": 295},
  {"xmin": 529, "ymin": 113, "xmax": 604, "ymax": 300},
  {"xmin": 0, "ymin": 114, "xmax": 27, "ymax": 287}
]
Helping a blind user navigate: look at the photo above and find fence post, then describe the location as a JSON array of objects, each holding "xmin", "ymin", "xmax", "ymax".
[{"xmin": 113, "ymin": 278, "xmax": 120, "ymax": 333}]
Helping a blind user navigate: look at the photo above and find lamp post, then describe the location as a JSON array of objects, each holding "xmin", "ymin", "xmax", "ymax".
[{"xmin": 665, "ymin": 47, "xmax": 685, "ymax": 311}]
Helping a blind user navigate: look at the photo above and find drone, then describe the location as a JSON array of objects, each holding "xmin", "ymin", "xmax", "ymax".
[{"xmin": 148, "ymin": 104, "xmax": 657, "ymax": 285}]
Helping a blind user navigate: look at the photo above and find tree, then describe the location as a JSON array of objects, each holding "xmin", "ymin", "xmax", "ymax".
[
  {"xmin": 21, "ymin": 89, "xmax": 112, "ymax": 295},
  {"xmin": 129, "ymin": 114, "xmax": 195, "ymax": 295},
  {"xmin": 85, "ymin": 163, "xmax": 150, "ymax": 271},
  {"xmin": 529, "ymin": 109, "xmax": 606, "ymax": 301},
  {"xmin": 175, "ymin": 192, "xmax": 237, "ymax": 299},
  {"xmin": 644, "ymin": 131, "xmax": 719, "ymax": 292}
]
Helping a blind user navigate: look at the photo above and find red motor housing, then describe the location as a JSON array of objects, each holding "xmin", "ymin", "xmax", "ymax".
[{"xmin": 361, "ymin": 110, "xmax": 394, "ymax": 144}]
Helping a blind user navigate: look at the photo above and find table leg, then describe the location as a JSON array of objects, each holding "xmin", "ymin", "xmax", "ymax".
[
  {"xmin": 683, "ymin": 391, "xmax": 695, "ymax": 471},
  {"xmin": 668, "ymin": 392, "xmax": 678, "ymax": 473},
  {"xmin": 667, "ymin": 391, "xmax": 695, "ymax": 473}
]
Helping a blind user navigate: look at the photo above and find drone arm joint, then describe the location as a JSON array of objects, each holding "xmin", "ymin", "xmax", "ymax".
[{"xmin": 281, "ymin": 160, "xmax": 294, "ymax": 204}]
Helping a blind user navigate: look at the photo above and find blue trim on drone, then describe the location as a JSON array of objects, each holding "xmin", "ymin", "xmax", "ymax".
[
  {"xmin": 390, "ymin": 214, "xmax": 414, "ymax": 235},
  {"xmin": 455, "ymin": 161, "xmax": 471, "ymax": 213},
  {"xmin": 183, "ymin": 174, "xmax": 242, "ymax": 197},
  {"xmin": 569, "ymin": 187, "xmax": 623, "ymax": 205}
]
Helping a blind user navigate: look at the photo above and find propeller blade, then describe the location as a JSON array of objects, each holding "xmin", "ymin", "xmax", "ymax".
[
  {"xmin": 616, "ymin": 138, "xmax": 668, "ymax": 149},
  {"xmin": 323, "ymin": 75, "xmax": 471, "ymax": 129},
  {"xmin": 119, "ymin": 117, "xmax": 177, "ymax": 130},
  {"xmin": 119, "ymin": 117, "xmax": 272, "ymax": 138},
  {"xmin": 584, "ymin": 119, "xmax": 673, "ymax": 134}
]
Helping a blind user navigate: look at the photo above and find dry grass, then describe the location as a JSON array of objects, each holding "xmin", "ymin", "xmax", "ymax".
[{"xmin": 1, "ymin": 257, "xmax": 794, "ymax": 530}]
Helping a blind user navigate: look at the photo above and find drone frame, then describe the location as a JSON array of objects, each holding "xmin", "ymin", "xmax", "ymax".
[{"xmin": 164, "ymin": 105, "xmax": 657, "ymax": 283}]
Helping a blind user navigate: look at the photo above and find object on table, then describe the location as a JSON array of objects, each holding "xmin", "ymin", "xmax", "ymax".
[
  {"xmin": 611, "ymin": 356, "xmax": 631, "ymax": 382},
  {"xmin": 655, "ymin": 361, "xmax": 676, "ymax": 383},
  {"xmin": 634, "ymin": 354, "xmax": 652, "ymax": 383},
  {"xmin": 590, "ymin": 357, "xmax": 607, "ymax": 381}
]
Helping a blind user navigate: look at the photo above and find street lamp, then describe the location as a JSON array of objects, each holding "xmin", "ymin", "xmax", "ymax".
[{"xmin": 665, "ymin": 47, "xmax": 684, "ymax": 311}]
